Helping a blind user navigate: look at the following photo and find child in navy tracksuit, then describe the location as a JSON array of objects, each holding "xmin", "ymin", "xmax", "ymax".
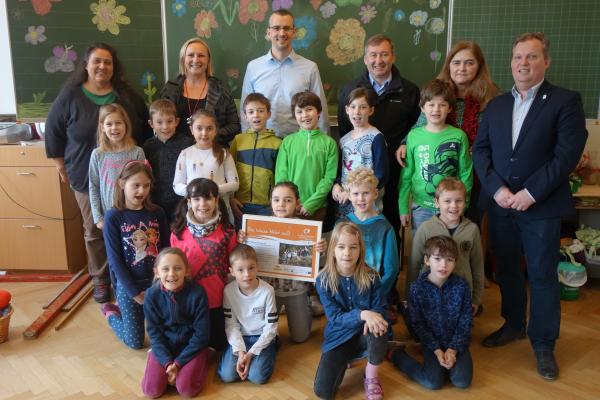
[
  {"xmin": 141, "ymin": 247, "xmax": 210, "ymax": 398},
  {"xmin": 390, "ymin": 235, "xmax": 473, "ymax": 390},
  {"xmin": 101, "ymin": 161, "xmax": 169, "ymax": 349}
]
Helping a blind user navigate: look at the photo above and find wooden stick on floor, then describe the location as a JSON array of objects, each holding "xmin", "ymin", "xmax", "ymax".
[
  {"xmin": 54, "ymin": 283, "xmax": 93, "ymax": 331},
  {"xmin": 22, "ymin": 272, "xmax": 91, "ymax": 339},
  {"xmin": 42, "ymin": 268, "xmax": 85, "ymax": 309}
]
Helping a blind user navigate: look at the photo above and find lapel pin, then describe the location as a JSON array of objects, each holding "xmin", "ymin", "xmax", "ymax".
[{"xmin": 542, "ymin": 94, "xmax": 547, "ymax": 100}]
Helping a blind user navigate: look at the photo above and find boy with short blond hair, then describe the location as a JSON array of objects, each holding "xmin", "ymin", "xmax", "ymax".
[
  {"xmin": 143, "ymin": 98, "xmax": 194, "ymax": 223},
  {"xmin": 399, "ymin": 79, "xmax": 473, "ymax": 233},
  {"xmin": 408, "ymin": 177, "xmax": 484, "ymax": 315},
  {"xmin": 275, "ymin": 91, "xmax": 338, "ymax": 221},
  {"xmin": 338, "ymin": 167, "xmax": 399, "ymax": 301},
  {"xmin": 218, "ymin": 244, "xmax": 278, "ymax": 384},
  {"xmin": 230, "ymin": 93, "xmax": 282, "ymax": 228}
]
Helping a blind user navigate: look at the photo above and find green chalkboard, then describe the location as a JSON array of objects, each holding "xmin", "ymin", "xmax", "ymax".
[
  {"xmin": 6, "ymin": 0, "xmax": 164, "ymax": 119},
  {"xmin": 163, "ymin": 0, "xmax": 450, "ymax": 105},
  {"xmin": 452, "ymin": 0, "xmax": 600, "ymax": 118}
]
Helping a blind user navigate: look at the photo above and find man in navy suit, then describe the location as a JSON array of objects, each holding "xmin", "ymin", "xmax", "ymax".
[{"xmin": 472, "ymin": 32, "xmax": 587, "ymax": 381}]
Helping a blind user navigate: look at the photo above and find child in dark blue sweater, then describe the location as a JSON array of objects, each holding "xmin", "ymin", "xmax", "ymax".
[
  {"xmin": 101, "ymin": 161, "xmax": 169, "ymax": 349},
  {"xmin": 390, "ymin": 235, "xmax": 473, "ymax": 390},
  {"xmin": 142, "ymin": 247, "xmax": 210, "ymax": 398}
]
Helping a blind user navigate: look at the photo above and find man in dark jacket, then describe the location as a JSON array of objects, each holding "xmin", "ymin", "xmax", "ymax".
[{"xmin": 338, "ymin": 34, "xmax": 420, "ymax": 232}]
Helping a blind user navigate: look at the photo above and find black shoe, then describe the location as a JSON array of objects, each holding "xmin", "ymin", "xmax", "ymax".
[
  {"xmin": 534, "ymin": 350, "xmax": 559, "ymax": 381},
  {"xmin": 482, "ymin": 324, "xmax": 526, "ymax": 347},
  {"xmin": 93, "ymin": 282, "xmax": 111, "ymax": 303}
]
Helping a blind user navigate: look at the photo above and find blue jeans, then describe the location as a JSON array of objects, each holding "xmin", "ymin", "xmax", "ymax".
[
  {"xmin": 488, "ymin": 208, "xmax": 561, "ymax": 351},
  {"xmin": 217, "ymin": 335, "xmax": 277, "ymax": 384},
  {"xmin": 235, "ymin": 203, "xmax": 272, "ymax": 230},
  {"xmin": 392, "ymin": 347, "xmax": 472, "ymax": 390},
  {"xmin": 411, "ymin": 204, "xmax": 437, "ymax": 236}
]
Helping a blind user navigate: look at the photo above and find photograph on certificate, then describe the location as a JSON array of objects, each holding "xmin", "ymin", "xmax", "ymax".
[{"xmin": 241, "ymin": 215, "xmax": 322, "ymax": 282}]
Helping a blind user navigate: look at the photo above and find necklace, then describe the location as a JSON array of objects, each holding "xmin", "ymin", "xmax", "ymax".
[{"xmin": 185, "ymin": 78, "xmax": 208, "ymax": 126}]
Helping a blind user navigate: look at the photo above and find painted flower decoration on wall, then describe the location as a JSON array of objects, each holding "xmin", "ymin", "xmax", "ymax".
[
  {"xmin": 409, "ymin": 10, "xmax": 428, "ymax": 27},
  {"xmin": 430, "ymin": 50, "xmax": 441, "ymax": 61},
  {"xmin": 359, "ymin": 4, "xmax": 376, "ymax": 24},
  {"xmin": 239, "ymin": 0, "xmax": 268, "ymax": 24},
  {"xmin": 426, "ymin": 17, "xmax": 445, "ymax": 35},
  {"xmin": 310, "ymin": 0, "xmax": 323, "ymax": 10},
  {"xmin": 292, "ymin": 16, "xmax": 317, "ymax": 50},
  {"xmin": 326, "ymin": 18, "xmax": 366, "ymax": 66},
  {"xmin": 272, "ymin": 0, "xmax": 293, "ymax": 11},
  {"xmin": 409, "ymin": 10, "xmax": 428, "ymax": 45},
  {"xmin": 44, "ymin": 45, "xmax": 77, "ymax": 73},
  {"xmin": 320, "ymin": 1, "xmax": 336, "ymax": 19},
  {"xmin": 394, "ymin": 9, "xmax": 405, "ymax": 22},
  {"xmin": 194, "ymin": 10, "xmax": 218, "ymax": 38},
  {"xmin": 172, "ymin": 0, "xmax": 187, "ymax": 17},
  {"xmin": 335, "ymin": 0, "xmax": 362, "ymax": 6},
  {"xmin": 31, "ymin": 0, "xmax": 61, "ymax": 17},
  {"xmin": 226, "ymin": 68, "xmax": 239, "ymax": 79},
  {"xmin": 25, "ymin": 25, "xmax": 47, "ymax": 45},
  {"xmin": 90, "ymin": 0, "xmax": 131, "ymax": 36},
  {"xmin": 430, "ymin": 0, "xmax": 442, "ymax": 9},
  {"xmin": 140, "ymin": 71, "xmax": 157, "ymax": 86}
]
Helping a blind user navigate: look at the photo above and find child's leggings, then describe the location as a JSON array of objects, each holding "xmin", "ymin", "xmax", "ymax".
[
  {"xmin": 313, "ymin": 333, "xmax": 387, "ymax": 400},
  {"xmin": 276, "ymin": 292, "xmax": 312, "ymax": 343},
  {"xmin": 141, "ymin": 348, "xmax": 209, "ymax": 398},
  {"xmin": 107, "ymin": 282, "xmax": 145, "ymax": 349}
]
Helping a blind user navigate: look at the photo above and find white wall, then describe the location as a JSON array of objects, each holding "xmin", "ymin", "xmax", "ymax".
[{"xmin": 0, "ymin": 0, "xmax": 17, "ymax": 116}]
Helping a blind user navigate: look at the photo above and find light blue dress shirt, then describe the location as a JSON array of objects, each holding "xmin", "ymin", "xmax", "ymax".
[
  {"xmin": 369, "ymin": 74, "xmax": 392, "ymax": 96},
  {"xmin": 240, "ymin": 50, "xmax": 329, "ymax": 137},
  {"xmin": 511, "ymin": 79, "xmax": 544, "ymax": 149}
]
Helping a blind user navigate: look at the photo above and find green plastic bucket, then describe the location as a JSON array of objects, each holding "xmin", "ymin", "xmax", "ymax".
[{"xmin": 559, "ymin": 282, "xmax": 579, "ymax": 301}]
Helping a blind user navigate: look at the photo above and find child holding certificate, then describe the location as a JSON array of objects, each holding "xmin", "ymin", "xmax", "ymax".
[{"xmin": 238, "ymin": 182, "xmax": 325, "ymax": 343}]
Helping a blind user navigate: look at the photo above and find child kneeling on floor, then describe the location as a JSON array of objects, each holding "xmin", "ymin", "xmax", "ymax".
[
  {"xmin": 142, "ymin": 247, "xmax": 210, "ymax": 398},
  {"xmin": 390, "ymin": 235, "xmax": 473, "ymax": 390},
  {"xmin": 218, "ymin": 244, "xmax": 279, "ymax": 384}
]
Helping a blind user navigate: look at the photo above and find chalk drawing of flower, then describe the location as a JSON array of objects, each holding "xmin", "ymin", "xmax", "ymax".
[
  {"xmin": 425, "ymin": 17, "xmax": 445, "ymax": 35},
  {"xmin": 409, "ymin": 10, "xmax": 428, "ymax": 27},
  {"xmin": 430, "ymin": 50, "xmax": 441, "ymax": 62},
  {"xmin": 292, "ymin": 16, "xmax": 317, "ymax": 50},
  {"xmin": 31, "ymin": 0, "xmax": 61, "ymax": 17},
  {"xmin": 226, "ymin": 68, "xmax": 239, "ymax": 79},
  {"xmin": 335, "ymin": 0, "xmax": 362, "ymax": 6},
  {"xmin": 320, "ymin": 1, "xmax": 336, "ymax": 19},
  {"xmin": 310, "ymin": 0, "xmax": 323, "ymax": 10},
  {"xmin": 394, "ymin": 9, "xmax": 405, "ymax": 22},
  {"xmin": 25, "ymin": 25, "xmax": 47, "ymax": 45},
  {"xmin": 44, "ymin": 45, "xmax": 77, "ymax": 73},
  {"xmin": 172, "ymin": 0, "xmax": 186, "ymax": 17},
  {"xmin": 239, "ymin": 0, "xmax": 268, "ymax": 24},
  {"xmin": 194, "ymin": 10, "xmax": 218, "ymax": 38},
  {"xmin": 272, "ymin": 0, "xmax": 293, "ymax": 11},
  {"xmin": 430, "ymin": 0, "xmax": 442, "ymax": 9},
  {"xmin": 90, "ymin": 0, "xmax": 131, "ymax": 36},
  {"xmin": 140, "ymin": 71, "xmax": 156, "ymax": 86},
  {"xmin": 326, "ymin": 18, "xmax": 366, "ymax": 66},
  {"xmin": 359, "ymin": 4, "xmax": 376, "ymax": 24}
]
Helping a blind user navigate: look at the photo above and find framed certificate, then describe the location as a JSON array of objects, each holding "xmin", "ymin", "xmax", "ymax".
[{"xmin": 241, "ymin": 215, "xmax": 322, "ymax": 282}]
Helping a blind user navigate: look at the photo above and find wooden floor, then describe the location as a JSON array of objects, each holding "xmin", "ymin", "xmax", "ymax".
[{"xmin": 1, "ymin": 278, "xmax": 599, "ymax": 399}]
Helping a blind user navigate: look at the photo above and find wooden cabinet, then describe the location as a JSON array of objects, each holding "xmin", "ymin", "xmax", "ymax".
[{"xmin": 0, "ymin": 143, "xmax": 86, "ymax": 272}]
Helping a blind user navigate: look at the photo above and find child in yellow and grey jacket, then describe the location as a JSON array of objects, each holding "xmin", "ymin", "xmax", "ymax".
[{"xmin": 229, "ymin": 93, "xmax": 282, "ymax": 228}]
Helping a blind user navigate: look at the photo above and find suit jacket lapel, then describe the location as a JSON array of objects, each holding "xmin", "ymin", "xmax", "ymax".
[{"xmin": 513, "ymin": 80, "xmax": 552, "ymax": 153}]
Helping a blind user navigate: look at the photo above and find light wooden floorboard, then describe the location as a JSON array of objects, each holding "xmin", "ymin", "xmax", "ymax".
[{"xmin": 0, "ymin": 278, "xmax": 599, "ymax": 399}]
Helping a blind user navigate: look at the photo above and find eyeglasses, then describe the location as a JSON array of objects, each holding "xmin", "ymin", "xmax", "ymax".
[{"xmin": 269, "ymin": 25, "xmax": 294, "ymax": 32}]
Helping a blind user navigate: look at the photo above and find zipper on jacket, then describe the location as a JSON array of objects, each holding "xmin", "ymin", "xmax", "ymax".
[{"xmin": 250, "ymin": 132, "xmax": 259, "ymax": 202}]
